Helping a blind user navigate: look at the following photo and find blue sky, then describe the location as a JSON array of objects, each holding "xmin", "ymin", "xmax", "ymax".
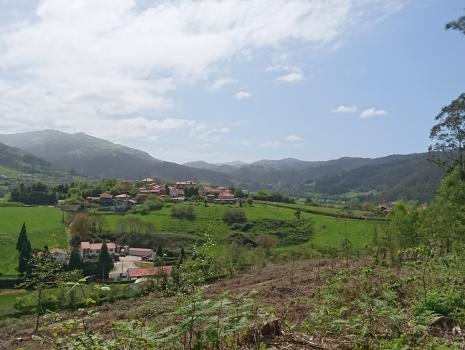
[{"xmin": 0, "ymin": 0, "xmax": 464, "ymax": 163}]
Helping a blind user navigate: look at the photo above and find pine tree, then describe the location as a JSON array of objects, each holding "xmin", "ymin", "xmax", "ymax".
[
  {"xmin": 181, "ymin": 247, "xmax": 187, "ymax": 260},
  {"xmin": 178, "ymin": 247, "xmax": 187, "ymax": 266},
  {"xmin": 97, "ymin": 243, "xmax": 114, "ymax": 280},
  {"xmin": 157, "ymin": 245, "xmax": 163, "ymax": 257},
  {"xmin": 67, "ymin": 247, "xmax": 82, "ymax": 271},
  {"xmin": 18, "ymin": 239, "xmax": 32, "ymax": 275},
  {"xmin": 16, "ymin": 223, "xmax": 27, "ymax": 252}
]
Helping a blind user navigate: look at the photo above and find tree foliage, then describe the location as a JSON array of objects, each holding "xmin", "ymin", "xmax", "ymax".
[
  {"xmin": 429, "ymin": 93, "xmax": 465, "ymax": 173},
  {"xmin": 16, "ymin": 222, "xmax": 28, "ymax": 252},
  {"xmin": 97, "ymin": 243, "xmax": 114, "ymax": 280}
]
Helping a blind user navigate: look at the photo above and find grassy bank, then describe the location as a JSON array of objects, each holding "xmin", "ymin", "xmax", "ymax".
[{"xmin": 0, "ymin": 206, "xmax": 67, "ymax": 274}]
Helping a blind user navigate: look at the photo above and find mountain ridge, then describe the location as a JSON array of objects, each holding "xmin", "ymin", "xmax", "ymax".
[{"xmin": 0, "ymin": 130, "xmax": 445, "ymax": 201}]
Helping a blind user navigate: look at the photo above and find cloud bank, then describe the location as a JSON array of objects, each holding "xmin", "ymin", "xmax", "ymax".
[{"xmin": 0, "ymin": 0, "xmax": 405, "ymax": 148}]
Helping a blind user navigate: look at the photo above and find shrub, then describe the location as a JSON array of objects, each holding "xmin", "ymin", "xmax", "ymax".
[
  {"xmin": 144, "ymin": 198, "xmax": 164, "ymax": 211},
  {"xmin": 415, "ymin": 291, "xmax": 465, "ymax": 319},
  {"xmin": 255, "ymin": 234, "xmax": 279, "ymax": 251},
  {"xmin": 171, "ymin": 205, "xmax": 195, "ymax": 219},
  {"xmin": 223, "ymin": 209, "xmax": 247, "ymax": 224}
]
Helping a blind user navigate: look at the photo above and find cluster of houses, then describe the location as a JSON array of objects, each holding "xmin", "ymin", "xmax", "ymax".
[
  {"xmin": 85, "ymin": 178, "xmax": 239, "ymax": 210},
  {"xmin": 50, "ymin": 241, "xmax": 173, "ymax": 282}
]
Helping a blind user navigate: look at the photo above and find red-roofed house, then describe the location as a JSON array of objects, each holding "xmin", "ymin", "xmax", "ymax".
[
  {"xmin": 127, "ymin": 266, "xmax": 173, "ymax": 280},
  {"xmin": 215, "ymin": 191, "xmax": 236, "ymax": 204},
  {"xmin": 128, "ymin": 247, "xmax": 154, "ymax": 257},
  {"xmin": 80, "ymin": 242, "xmax": 117, "ymax": 259}
]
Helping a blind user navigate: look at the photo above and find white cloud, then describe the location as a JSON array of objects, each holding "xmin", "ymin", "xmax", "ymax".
[
  {"xmin": 276, "ymin": 71, "xmax": 304, "ymax": 84},
  {"xmin": 284, "ymin": 134, "xmax": 302, "ymax": 142},
  {"xmin": 0, "ymin": 0, "xmax": 406, "ymax": 147},
  {"xmin": 331, "ymin": 105, "xmax": 357, "ymax": 113},
  {"xmin": 235, "ymin": 91, "xmax": 251, "ymax": 100},
  {"xmin": 260, "ymin": 141, "xmax": 281, "ymax": 148},
  {"xmin": 210, "ymin": 77, "xmax": 237, "ymax": 91},
  {"xmin": 359, "ymin": 107, "xmax": 387, "ymax": 118}
]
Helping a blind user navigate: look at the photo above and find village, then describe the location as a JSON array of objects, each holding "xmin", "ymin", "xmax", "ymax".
[
  {"xmin": 83, "ymin": 178, "xmax": 239, "ymax": 209},
  {"xmin": 50, "ymin": 178, "xmax": 246, "ymax": 285}
]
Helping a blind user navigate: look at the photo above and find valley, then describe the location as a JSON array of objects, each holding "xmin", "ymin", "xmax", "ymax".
[{"xmin": 1, "ymin": 2, "xmax": 464, "ymax": 349}]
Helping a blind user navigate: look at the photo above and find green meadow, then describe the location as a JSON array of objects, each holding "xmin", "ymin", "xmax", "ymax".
[
  {"xmin": 102, "ymin": 202, "xmax": 379, "ymax": 250},
  {"xmin": 0, "ymin": 203, "xmax": 379, "ymax": 275},
  {"xmin": 0, "ymin": 206, "xmax": 67, "ymax": 275}
]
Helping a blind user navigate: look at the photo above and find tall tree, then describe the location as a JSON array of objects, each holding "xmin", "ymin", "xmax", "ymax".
[
  {"xmin": 97, "ymin": 243, "xmax": 114, "ymax": 280},
  {"xmin": 18, "ymin": 239, "xmax": 32, "ymax": 275},
  {"xmin": 429, "ymin": 93, "xmax": 465, "ymax": 173},
  {"xmin": 67, "ymin": 247, "xmax": 82, "ymax": 271},
  {"xmin": 16, "ymin": 223, "xmax": 28, "ymax": 252},
  {"xmin": 70, "ymin": 212, "xmax": 94, "ymax": 241}
]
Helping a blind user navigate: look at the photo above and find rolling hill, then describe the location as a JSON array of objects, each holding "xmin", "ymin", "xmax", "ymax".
[
  {"xmin": 185, "ymin": 154, "xmax": 445, "ymax": 201},
  {"xmin": 0, "ymin": 130, "xmax": 445, "ymax": 201},
  {"xmin": 0, "ymin": 130, "xmax": 234, "ymax": 185},
  {"xmin": 0, "ymin": 142, "xmax": 52, "ymax": 174}
]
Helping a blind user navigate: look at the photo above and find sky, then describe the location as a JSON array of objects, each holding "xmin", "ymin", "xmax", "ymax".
[{"xmin": 0, "ymin": 0, "xmax": 464, "ymax": 164}]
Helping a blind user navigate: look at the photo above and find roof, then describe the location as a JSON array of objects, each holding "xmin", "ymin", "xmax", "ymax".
[
  {"xmin": 99, "ymin": 193, "xmax": 113, "ymax": 199},
  {"xmin": 218, "ymin": 192, "xmax": 234, "ymax": 199},
  {"xmin": 50, "ymin": 248, "xmax": 67, "ymax": 255},
  {"xmin": 127, "ymin": 266, "xmax": 173, "ymax": 278},
  {"xmin": 80, "ymin": 242, "xmax": 117, "ymax": 250},
  {"xmin": 141, "ymin": 178, "xmax": 155, "ymax": 183},
  {"xmin": 115, "ymin": 194, "xmax": 131, "ymax": 199},
  {"xmin": 129, "ymin": 247, "xmax": 153, "ymax": 253}
]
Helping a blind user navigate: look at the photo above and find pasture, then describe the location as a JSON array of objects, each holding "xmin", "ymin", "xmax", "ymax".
[
  {"xmin": 101, "ymin": 202, "xmax": 379, "ymax": 250},
  {"xmin": 0, "ymin": 206, "xmax": 66, "ymax": 274}
]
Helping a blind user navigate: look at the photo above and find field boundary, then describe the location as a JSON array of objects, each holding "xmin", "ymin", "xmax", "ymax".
[{"xmin": 256, "ymin": 201, "xmax": 386, "ymax": 222}]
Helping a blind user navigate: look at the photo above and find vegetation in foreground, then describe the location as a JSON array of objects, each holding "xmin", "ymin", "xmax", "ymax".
[{"xmin": 0, "ymin": 162, "xmax": 464, "ymax": 349}]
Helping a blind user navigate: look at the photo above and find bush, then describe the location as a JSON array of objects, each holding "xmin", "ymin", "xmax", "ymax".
[
  {"xmin": 415, "ymin": 291, "xmax": 465, "ymax": 319},
  {"xmin": 223, "ymin": 209, "xmax": 247, "ymax": 224},
  {"xmin": 171, "ymin": 205, "xmax": 195, "ymax": 219},
  {"xmin": 144, "ymin": 198, "xmax": 164, "ymax": 211}
]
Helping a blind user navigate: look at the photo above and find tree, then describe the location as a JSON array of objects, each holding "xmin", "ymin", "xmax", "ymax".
[
  {"xmin": 223, "ymin": 209, "xmax": 247, "ymax": 224},
  {"xmin": 446, "ymin": 13, "xmax": 465, "ymax": 35},
  {"xmin": 16, "ymin": 223, "xmax": 28, "ymax": 252},
  {"xmin": 295, "ymin": 208, "xmax": 302, "ymax": 221},
  {"xmin": 67, "ymin": 247, "xmax": 82, "ymax": 271},
  {"xmin": 70, "ymin": 212, "xmax": 94, "ymax": 241},
  {"xmin": 97, "ymin": 243, "xmax": 114, "ymax": 280},
  {"xmin": 255, "ymin": 234, "xmax": 279, "ymax": 256},
  {"xmin": 18, "ymin": 239, "xmax": 32, "ymax": 275},
  {"xmin": 420, "ymin": 167, "xmax": 465, "ymax": 253},
  {"xmin": 21, "ymin": 248, "xmax": 63, "ymax": 331},
  {"xmin": 379, "ymin": 202, "xmax": 419, "ymax": 265},
  {"xmin": 429, "ymin": 93, "xmax": 465, "ymax": 173}
]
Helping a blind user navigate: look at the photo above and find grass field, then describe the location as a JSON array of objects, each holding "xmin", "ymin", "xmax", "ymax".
[
  {"xmin": 0, "ymin": 206, "xmax": 67, "ymax": 275},
  {"xmin": 0, "ymin": 203, "xmax": 380, "ymax": 319},
  {"xmin": 0, "ymin": 283, "xmax": 134, "ymax": 317},
  {"xmin": 102, "ymin": 202, "xmax": 379, "ymax": 250},
  {"xmin": 256, "ymin": 201, "xmax": 374, "ymax": 219}
]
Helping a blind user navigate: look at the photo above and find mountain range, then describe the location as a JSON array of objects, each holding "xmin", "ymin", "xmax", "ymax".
[{"xmin": 0, "ymin": 130, "xmax": 445, "ymax": 202}]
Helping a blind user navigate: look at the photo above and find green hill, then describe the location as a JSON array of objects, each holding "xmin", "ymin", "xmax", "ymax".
[{"xmin": 0, "ymin": 130, "xmax": 234, "ymax": 185}]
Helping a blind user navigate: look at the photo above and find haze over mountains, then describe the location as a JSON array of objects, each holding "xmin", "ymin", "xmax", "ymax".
[{"xmin": 0, "ymin": 130, "xmax": 444, "ymax": 202}]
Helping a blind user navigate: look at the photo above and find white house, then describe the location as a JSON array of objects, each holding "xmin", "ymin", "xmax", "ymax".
[
  {"xmin": 80, "ymin": 242, "xmax": 117, "ymax": 259},
  {"xmin": 49, "ymin": 248, "xmax": 68, "ymax": 264}
]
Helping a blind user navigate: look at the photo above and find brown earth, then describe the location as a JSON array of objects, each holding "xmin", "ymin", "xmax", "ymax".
[{"xmin": 0, "ymin": 258, "xmax": 361, "ymax": 349}]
